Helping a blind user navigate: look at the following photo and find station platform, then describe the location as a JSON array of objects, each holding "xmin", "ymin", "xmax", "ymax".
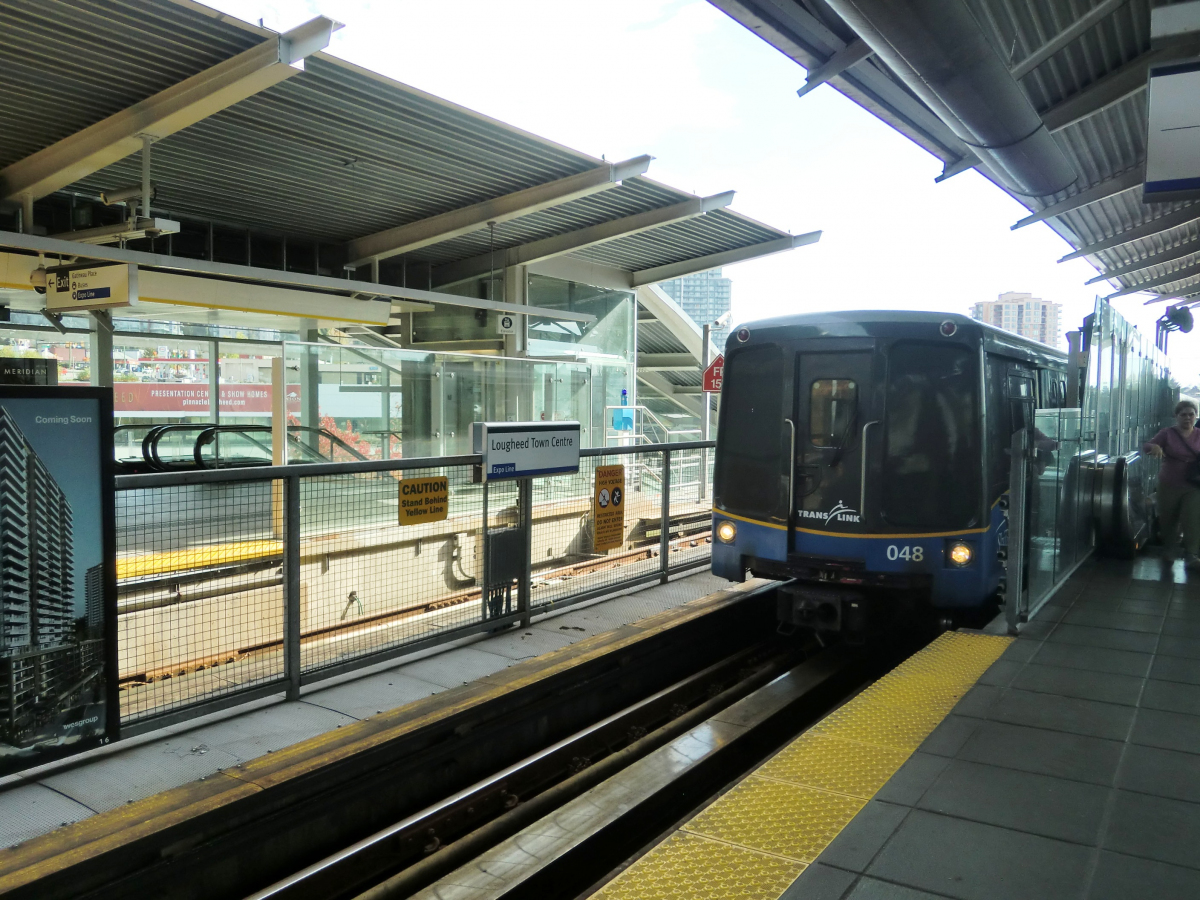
[
  {"xmin": 598, "ymin": 552, "xmax": 1200, "ymax": 900},
  {"xmin": 0, "ymin": 570, "xmax": 730, "ymax": 852}
]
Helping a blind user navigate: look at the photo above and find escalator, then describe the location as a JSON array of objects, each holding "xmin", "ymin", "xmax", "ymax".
[{"xmin": 113, "ymin": 424, "xmax": 372, "ymax": 474}]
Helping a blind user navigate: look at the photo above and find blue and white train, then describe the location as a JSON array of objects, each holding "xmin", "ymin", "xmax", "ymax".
[{"xmin": 710, "ymin": 309, "xmax": 1167, "ymax": 635}]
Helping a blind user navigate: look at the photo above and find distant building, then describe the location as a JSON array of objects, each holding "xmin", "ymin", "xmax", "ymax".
[
  {"xmin": 659, "ymin": 268, "xmax": 733, "ymax": 348},
  {"xmin": 972, "ymin": 292, "xmax": 1062, "ymax": 348},
  {"xmin": 84, "ymin": 564, "xmax": 104, "ymax": 636}
]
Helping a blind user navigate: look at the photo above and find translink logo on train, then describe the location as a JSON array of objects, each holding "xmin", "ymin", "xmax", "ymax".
[{"xmin": 798, "ymin": 502, "xmax": 861, "ymax": 525}]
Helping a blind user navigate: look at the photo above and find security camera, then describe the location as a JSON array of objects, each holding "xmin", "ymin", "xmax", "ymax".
[
  {"xmin": 101, "ymin": 183, "xmax": 156, "ymax": 206},
  {"xmin": 29, "ymin": 263, "xmax": 47, "ymax": 295}
]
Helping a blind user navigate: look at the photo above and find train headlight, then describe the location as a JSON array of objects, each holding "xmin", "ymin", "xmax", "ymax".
[
  {"xmin": 717, "ymin": 520, "xmax": 737, "ymax": 543},
  {"xmin": 948, "ymin": 541, "xmax": 973, "ymax": 567}
]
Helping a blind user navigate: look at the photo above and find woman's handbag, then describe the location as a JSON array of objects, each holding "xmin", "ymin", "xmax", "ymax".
[{"xmin": 1167, "ymin": 428, "xmax": 1200, "ymax": 488}]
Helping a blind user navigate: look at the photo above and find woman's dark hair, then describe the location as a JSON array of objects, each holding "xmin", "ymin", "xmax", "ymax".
[{"xmin": 1176, "ymin": 399, "xmax": 1198, "ymax": 416}]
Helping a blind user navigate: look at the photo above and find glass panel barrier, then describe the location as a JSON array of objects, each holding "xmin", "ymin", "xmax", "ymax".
[{"xmin": 287, "ymin": 342, "xmax": 631, "ymax": 457}]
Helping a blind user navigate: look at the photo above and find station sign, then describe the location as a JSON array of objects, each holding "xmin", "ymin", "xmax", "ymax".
[
  {"xmin": 472, "ymin": 421, "xmax": 581, "ymax": 481},
  {"xmin": 497, "ymin": 313, "xmax": 516, "ymax": 335},
  {"xmin": 398, "ymin": 475, "xmax": 449, "ymax": 525},
  {"xmin": 46, "ymin": 262, "xmax": 138, "ymax": 312},
  {"xmin": 702, "ymin": 354, "xmax": 724, "ymax": 393},
  {"xmin": 593, "ymin": 464, "xmax": 626, "ymax": 551},
  {"xmin": 1145, "ymin": 60, "xmax": 1200, "ymax": 202}
]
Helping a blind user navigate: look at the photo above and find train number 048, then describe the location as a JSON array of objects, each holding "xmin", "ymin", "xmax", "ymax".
[{"xmin": 886, "ymin": 545, "xmax": 924, "ymax": 562}]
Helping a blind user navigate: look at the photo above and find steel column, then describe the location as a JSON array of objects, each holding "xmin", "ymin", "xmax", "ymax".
[
  {"xmin": 660, "ymin": 449, "xmax": 672, "ymax": 583},
  {"xmin": 1005, "ymin": 430, "xmax": 1029, "ymax": 635},
  {"xmin": 284, "ymin": 475, "xmax": 302, "ymax": 700}
]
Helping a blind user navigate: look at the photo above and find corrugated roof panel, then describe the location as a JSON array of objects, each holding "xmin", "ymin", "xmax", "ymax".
[{"xmin": 2, "ymin": 0, "xmax": 806, "ymax": 281}]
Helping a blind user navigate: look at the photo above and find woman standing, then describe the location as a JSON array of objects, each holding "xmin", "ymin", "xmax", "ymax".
[{"xmin": 1146, "ymin": 399, "xmax": 1200, "ymax": 568}]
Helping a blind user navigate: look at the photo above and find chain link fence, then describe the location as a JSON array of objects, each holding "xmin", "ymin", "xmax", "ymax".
[{"xmin": 113, "ymin": 441, "xmax": 714, "ymax": 731}]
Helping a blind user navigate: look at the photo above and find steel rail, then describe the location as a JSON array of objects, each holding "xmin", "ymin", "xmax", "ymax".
[{"xmin": 247, "ymin": 640, "xmax": 800, "ymax": 900}]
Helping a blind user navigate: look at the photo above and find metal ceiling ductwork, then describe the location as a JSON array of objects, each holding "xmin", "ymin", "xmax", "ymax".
[{"xmin": 823, "ymin": 0, "xmax": 1077, "ymax": 197}]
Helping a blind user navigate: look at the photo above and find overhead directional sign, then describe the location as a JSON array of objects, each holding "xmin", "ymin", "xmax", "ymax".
[
  {"xmin": 593, "ymin": 464, "xmax": 626, "ymax": 551},
  {"xmin": 702, "ymin": 354, "xmax": 724, "ymax": 393},
  {"xmin": 46, "ymin": 262, "xmax": 138, "ymax": 312},
  {"xmin": 472, "ymin": 421, "xmax": 581, "ymax": 481}
]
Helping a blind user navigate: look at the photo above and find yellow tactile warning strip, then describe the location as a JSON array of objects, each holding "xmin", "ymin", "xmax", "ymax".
[
  {"xmin": 116, "ymin": 539, "xmax": 282, "ymax": 579},
  {"xmin": 593, "ymin": 631, "xmax": 1013, "ymax": 900}
]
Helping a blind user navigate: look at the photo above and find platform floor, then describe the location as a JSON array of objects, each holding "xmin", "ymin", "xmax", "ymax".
[
  {"xmin": 0, "ymin": 570, "xmax": 729, "ymax": 851},
  {"xmin": 792, "ymin": 553, "xmax": 1200, "ymax": 900},
  {"xmin": 600, "ymin": 551, "xmax": 1200, "ymax": 900}
]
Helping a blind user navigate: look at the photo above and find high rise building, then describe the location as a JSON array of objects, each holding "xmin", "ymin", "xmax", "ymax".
[
  {"xmin": 659, "ymin": 268, "xmax": 733, "ymax": 348},
  {"xmin": 971, "ymin": 291, "xmax": 1062, "ymax": 348},
  {"xmin": 84, "ymin": 564, "xmax": 104, "ymax": 636}
]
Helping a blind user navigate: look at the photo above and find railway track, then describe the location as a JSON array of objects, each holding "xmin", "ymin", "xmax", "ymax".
[{"xmin": 245, "ymin": 630, "xmax": 929, "ymax": 900}]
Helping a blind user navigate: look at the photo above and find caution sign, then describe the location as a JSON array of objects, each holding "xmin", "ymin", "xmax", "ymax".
[
  {"xmin": 398, "ymin": 476, "xmax": 449, "ymax": 525},
  {"xmin": 593, "ymin": 464, "xmax": 626, "ymax": 552}
]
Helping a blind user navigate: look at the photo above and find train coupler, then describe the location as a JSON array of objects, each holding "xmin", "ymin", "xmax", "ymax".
[{"xmin": 776, "ymin": 584, "xmax": 868, "ymax": 641}]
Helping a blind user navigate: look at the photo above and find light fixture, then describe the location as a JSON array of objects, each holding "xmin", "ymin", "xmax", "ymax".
[
  {"xmin": 948, "ymin": 541, "xmax": 973, "ymax": 566},
  {"xmin": 716, "ymin": 520, "xmax": 737, "ymax": 543}
]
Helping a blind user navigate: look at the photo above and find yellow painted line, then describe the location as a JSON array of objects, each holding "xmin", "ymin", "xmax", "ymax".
[
  {"xmin": 593, "ymin": 631, "xmax": 1013, "ymax": 900},
  {"xmin": 717, "ymin": 508, "xmax": 989, "ymax": 539},
  {"xmin": 117, "ymin": 540, "xmax": 282, "ymax": 579}
]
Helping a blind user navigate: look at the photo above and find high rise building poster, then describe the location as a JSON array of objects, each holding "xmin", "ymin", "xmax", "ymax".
[{"xmin": 0, "ymin": 387, "xmax": 116, "ymax": 774}]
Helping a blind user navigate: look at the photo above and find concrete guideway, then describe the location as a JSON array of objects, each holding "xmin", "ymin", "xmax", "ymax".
[{"xmin": 0, "ymin": 571, "xmax": 747, "ymax": 877}]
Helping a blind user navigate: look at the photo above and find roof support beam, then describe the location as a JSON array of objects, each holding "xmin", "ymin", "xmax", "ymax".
[
  {"xmin": 0, "ymin": 230, "xmax": 595, "ymax": 323},
  {"xmin": 345, "ymin": 155, "xmax": 653, "ymax": 266},
  {"xmin": 631, "ymin": 230, "xmax": 822, "ymax": 286},
  {"xmin": 1012, "ymin": 165, "xmax": 1143, "ymax": 229},
  {"xmin": 431, "ymin": 192, "xmax": 735, "ymax": 288},
  {"xmin": 797, "ymin": 39, "xmax": 873, "ymax": 98},
  {"xmin": 636, "ymin": 284, "xmax": 717, "ymax": 364},
  {"xmin": 1043, "ymin": 37, "xmax": 1200, "ymax": 133},
  {"xmin": 1105, "ymin": 261, "xmax": 1200, "ymax": 299},
  {"xmin": 1059, "ymin": 206, "xmax": 1200, "ymax": 261},
  {"xmin": 0, "ymin": 17, "xmax": 337, "ymax": 205},
  {"xmin": 1010, "ymin": 0, "xmax": 1129, "ymax": 79},
  {"xmin": 637, "ymin": 353, "xmax": 700, "ymax": 371},
  {"xmin": 1085, "ymin": 238, "xmax": 1200, "ymax": 284}
]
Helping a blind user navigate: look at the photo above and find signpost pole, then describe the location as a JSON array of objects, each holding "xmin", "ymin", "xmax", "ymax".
[
  {"xmin": 518, "ymin": 476, "xmax": 532, "ymax": 627},
  {"xmin": 480, "ymin": 480, "xmax": 490, "ymax": 621}
]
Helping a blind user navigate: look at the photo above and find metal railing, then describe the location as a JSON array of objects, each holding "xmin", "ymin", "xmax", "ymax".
[{"xmin": 113, "ymin": 440, "xmax": 716, "ymax": 733}]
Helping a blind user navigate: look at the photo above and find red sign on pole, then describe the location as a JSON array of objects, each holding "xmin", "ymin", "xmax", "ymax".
[{"xmin": 702, "ymin": 354, "xmax": 724, "ymax": 393}]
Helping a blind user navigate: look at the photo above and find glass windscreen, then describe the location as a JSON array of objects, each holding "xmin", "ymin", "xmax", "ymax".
[
  {"xmin": 810, "ymin": 379, "xmax": 857, "ymax": 448},
  {"xmin": 714, "ymin": 345, "xmax": 787, "ymax": 522},
  {"xmin": 882, "ymin": 342, "xmax": 980, "ymax": 529}
]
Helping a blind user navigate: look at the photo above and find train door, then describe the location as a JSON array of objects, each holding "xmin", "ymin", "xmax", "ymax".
[{"xmin": 793, "ymin": 346, "xmax": 877, "ymax": 546}]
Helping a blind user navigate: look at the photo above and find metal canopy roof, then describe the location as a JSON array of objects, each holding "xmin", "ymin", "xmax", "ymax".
[
  {"xmin": 0, "ymin": 0, "xmax": 810, "ymax": 300},
  {"xmin": 711, "ymin": 0, "xmax": 1200, "ymax": 306}
]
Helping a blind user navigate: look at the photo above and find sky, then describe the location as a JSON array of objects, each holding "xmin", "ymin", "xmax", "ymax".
[{"xmin": 204, "ymin": 0, "xmax": 1198, "ymax": 379}]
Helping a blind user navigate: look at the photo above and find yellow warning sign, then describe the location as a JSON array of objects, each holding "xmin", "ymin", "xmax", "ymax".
[
  {"xmin": 398, "ymin": 476, "xmax": 449, "ymax": 525},
  {"xmin": 594, "ymin": 464, "xmax": 626, "ymax": 552}
]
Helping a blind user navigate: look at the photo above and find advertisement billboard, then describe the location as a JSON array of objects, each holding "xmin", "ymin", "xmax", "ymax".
[{"xmin": 0, "ymin": 387, "xmax": 117, "ymax": 774}]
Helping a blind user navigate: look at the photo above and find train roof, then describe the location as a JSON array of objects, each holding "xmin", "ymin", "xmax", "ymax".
[{"xmin": 728, "ymin": 309, "xmax": 1069, "ymax": 367}]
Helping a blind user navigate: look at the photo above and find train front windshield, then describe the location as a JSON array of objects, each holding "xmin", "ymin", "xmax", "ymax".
[
  {"xmin": 882, "ymin": 342, "xmax": 981, "ymax": 530},
  {"xmin": 716, "ymin": 336, "xmax": 982, "ymax": 534},
  {"xmin": 713, "ymin": 345, "xmax": 788, "ymax": 524}
]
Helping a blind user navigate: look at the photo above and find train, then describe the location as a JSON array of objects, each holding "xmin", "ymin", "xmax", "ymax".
[{"xmin": 710, "ymin": 307, "xmax": 1173, "ymax": 636}]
